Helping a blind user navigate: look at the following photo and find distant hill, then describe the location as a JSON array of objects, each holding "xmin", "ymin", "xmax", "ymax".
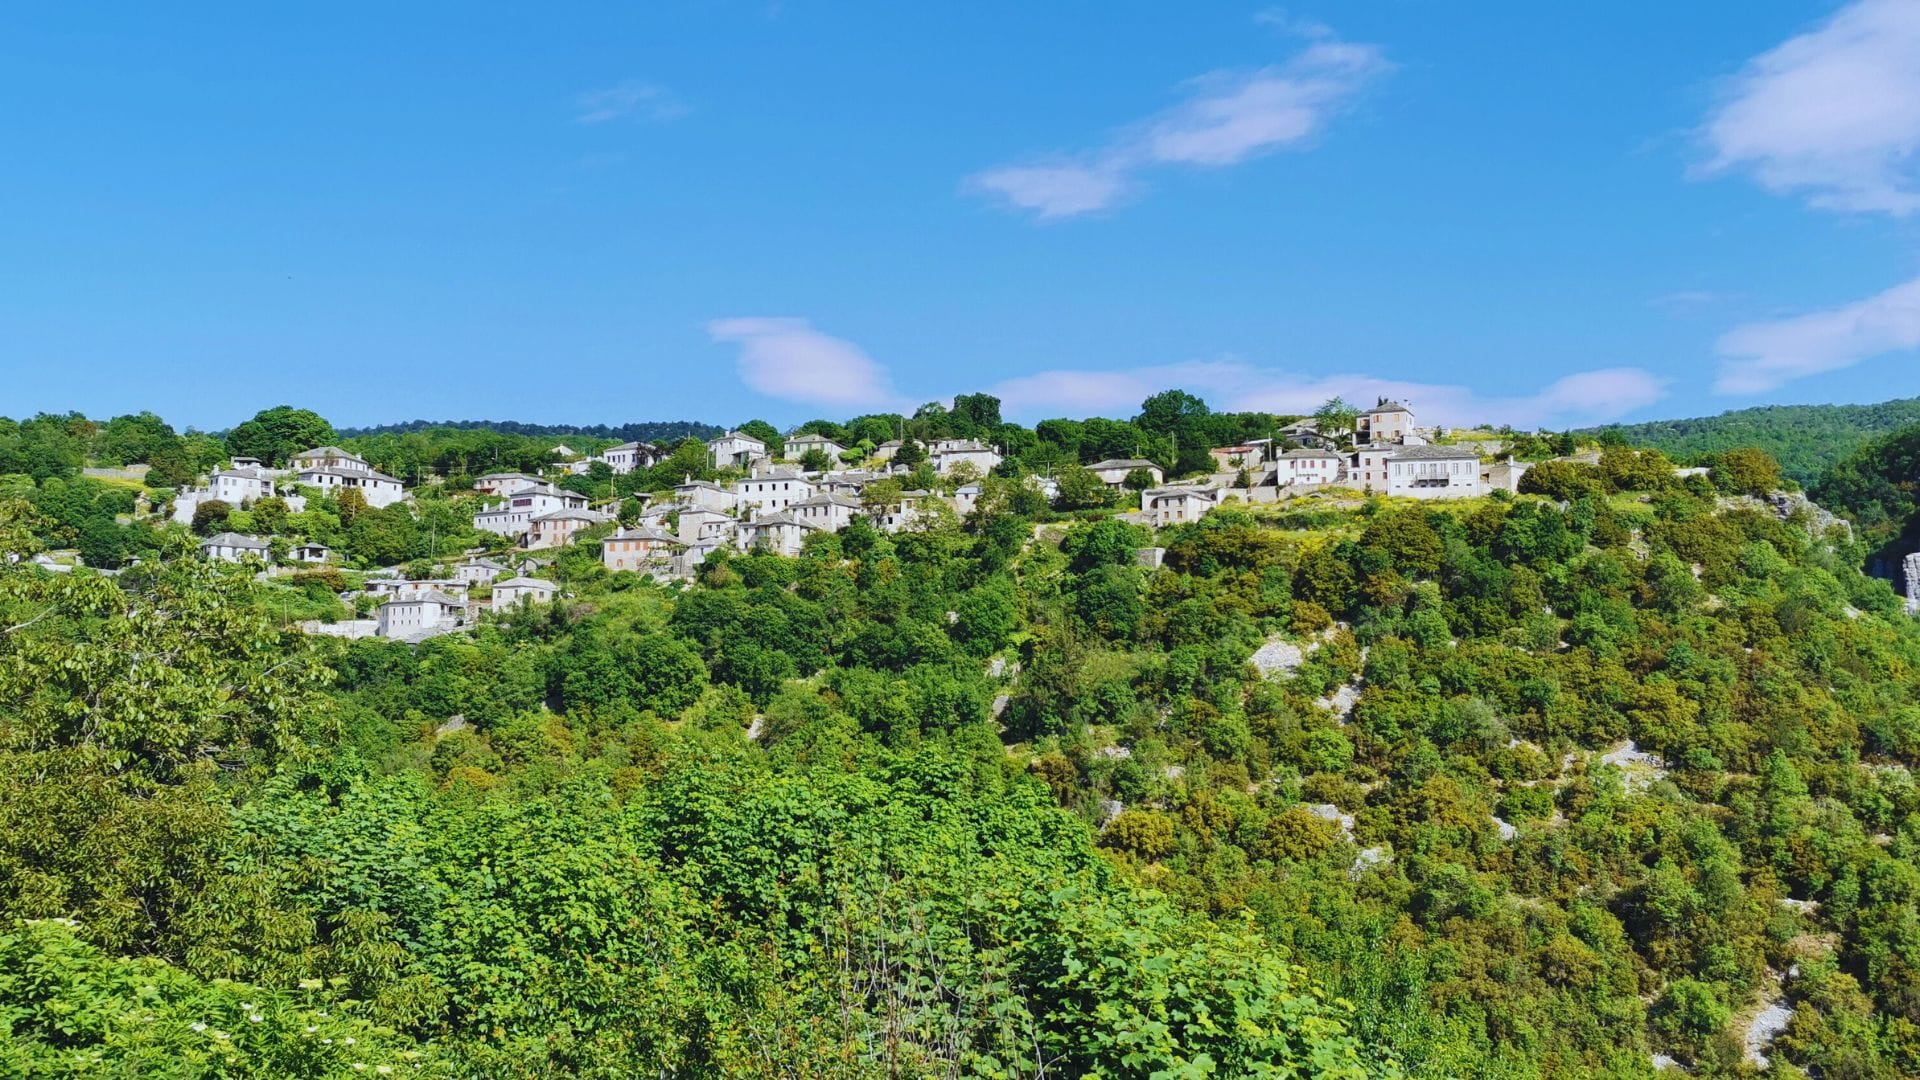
[
  {"xmin": 1810, "ymin": 423, "xmax": 1920, "ymax": 575},
  {"xmin": 336, "ymin": 418, "xmax": 724, "ymax": 444},
  {"xmin": 1583, "ymin": 396, "xmax": 1920, "ymax": 484}
]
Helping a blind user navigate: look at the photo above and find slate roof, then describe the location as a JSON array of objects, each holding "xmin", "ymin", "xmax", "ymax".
[{"xmin": 200, "ymin": 532, "xmax": 269, "ymax": 550}]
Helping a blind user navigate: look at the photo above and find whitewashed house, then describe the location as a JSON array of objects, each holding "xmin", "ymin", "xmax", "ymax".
[
  {"xmin": 298, "ymin": 464, "xmax": 405, "ymax": 508},
  {"xmin": 454, "ymin": 557, "xmax": 509, "ymax": 585},
  {"xmin": 951, "ymin": 483, "xmax": 984, "ymax": 518},
  {"xmin": 709, "ymin": 431, "xmax": 768, "ymax": 470},
  {"xmin": 928, "ymin": 439, "xmax": 1002, "ymax": 476},
  {"xmin": 1379, "ymin": 445, "xmax": 1482, "ymax": 499},
  {"xmin": 783, "ymin": 433, "xmax": 848, "ymax": 461},
  {"xmin": 790, "ymin": 492, "xmax": 864, "ymax": 532},
  {"xmin": 734, "ymin": 468, "xmax": 815, "ymax": 516},
  {"xmin": 289, "ymin": 446, "xmax": 370, "ymax": 473},
  {"xmin": 365, "ymin": 578, "xmax": 461, "ymax": 599},
  {"xmin": 473, "ymin": 488, "xmax": 590, "ymax": 537},
  {"xmin": 1087, "ymin": 459, "xmax": 1162, "ymax": 488},
  {"xmin": 600, "ymin": 441, "xmax": 657, "ymax": 475},
  {"xmin": 1277, "ymin": 448, "xmax": 1344, "ymax": 487},
  {"xmin": 474, "ymin": 472, "xmax": 546, "ymax": 496},
  {"xmin": 521, "ymin": 508, "xmax": 613, "ymax": 550},
  {"xmin": 736, "ymin": 513, "xmax": 821, "ymax": 557},
  {"xmin": 200, "ymin": 532, "xmax": 271, "ymax": 562},
  {"xmin": 1143, "ymin": 487, "xmax": 1220, "ymax": 528},
  {"xmin": 491, "ymin": 576, "xmax": 558, "ymax": 607},
  {"xmin": 602, "ymin": 526, "xmax": 683, "ymax": 572},
  {"xmin": 376, "ymin": 592, "xmax": 465, "ymax": 639},
  {"xmin": 210, "ymin": 464, "xmax": 277, "ymax": 505},
  {"xmin": 1351, "ymin": 445, "xmax": 1397, "ymax": 490},
  {"xmin": 289, "ymin": 447, "xmax": 405, "ymax": 508}
]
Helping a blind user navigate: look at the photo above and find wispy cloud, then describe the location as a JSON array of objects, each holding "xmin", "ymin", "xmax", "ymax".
[
  {"xmin": 1698, "ymin": 0, "xmax": 1920, "ymax": 215},
  {"xmin": 969, "ymin": 34, "xmax": 1392, "ymax": 220},
  {"xmin": 1694, "ymin": 0, "xmax": 1920, "ymax": 393},
  {"xmin": 573, "ymin": 80, "xmax": 689, "ymax": 125},
  {"xmin": 991, "ymin": 360, "xmax": 1666, "ymax": 429},
  {"xmin": 1715, "ymin": 276, "xmax": 1920, "ymax": 394},
  {"xmin": 708, "ymin": 317, "xmax": 910, "ymax": 412}
]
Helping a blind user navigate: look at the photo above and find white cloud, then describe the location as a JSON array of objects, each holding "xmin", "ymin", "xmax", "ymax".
[
  {"xmin": 708, "ymin": 317, "xmax": 910, "ymax": 412},
  {"xmin": 969, "ymin": 34, "xmax": 1391, "ymax": 220},
  {"xmin": 1700, "ymin": 0, "xmax": 1920, "ymax": 215},
  {"xmin": 1714, "ymin": 275, "xmax": 1920, "ymax": 393},
  {"xmin": 990, "ymin": 360, "xmax": 1666, "ymax": 429},
  {"xmin": 968, "ymin": 162, "xmax": 1130, "ymax": 221},
  {"xmin": 573, "ymin": 80, "xmax": 688, "ymax": 125}
]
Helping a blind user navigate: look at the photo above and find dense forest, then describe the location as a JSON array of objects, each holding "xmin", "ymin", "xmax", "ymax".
[
  {"xmin": 1811, "ymin": 424, "xmax": 1920, "ymax": 576},
  {"xmin": 336, "ymin": 418, "xmax": 724, "ymax": 445},
  {"xmin": 5, "ymin": 397, "xmax": 1920, "ymax": 1076},
  {"xmin": 1583, "ymin": 396, "xmax": 1920, "ymax": 485}
]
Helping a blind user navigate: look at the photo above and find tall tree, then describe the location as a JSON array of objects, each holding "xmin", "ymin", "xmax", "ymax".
[{"xmin": 226, "ymin": 406, "xmax": 336, "ymax": 466}]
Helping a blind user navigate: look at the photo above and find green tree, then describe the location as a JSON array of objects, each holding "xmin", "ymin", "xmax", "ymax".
[
  {"xmin": 190, "ymin": 498, "xmax": 231, "ymax": 535},
  {"xmin": 1313, "ymin": 397, "xmax": 1360, "ymax": 444},
  {"xmin": 1712, "ymin": 446, "xmax": 1784, "ymax": 496},
  {"xmin": 225, "ymin": 406, "xmax": 336, "ymax": 467}
]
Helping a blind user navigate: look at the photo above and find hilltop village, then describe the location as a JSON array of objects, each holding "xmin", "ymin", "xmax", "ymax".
[{"xmin": 132, "ymin": 398, "xmax": 1557, "ymax": 641}]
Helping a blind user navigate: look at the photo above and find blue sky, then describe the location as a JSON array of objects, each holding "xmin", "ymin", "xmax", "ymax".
[{"xmin": 3, "ymin": 1, "xmax": 1919, "ymax": 431}]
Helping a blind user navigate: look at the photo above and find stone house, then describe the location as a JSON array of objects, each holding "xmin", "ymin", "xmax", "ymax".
[
  {"xmin": 1142, "ymin": 487, "xmax": 1219, "ymax": 528},
  {"xmin": 473, "ymin": 488, "xmax": 589, "ymax": 537},
  {"xmin": 1378, "ymin": 444, "xmax": 1483, "ymax": 499},
  {"xmin": 737, "ymin": 513, "xmax": 821, "ymax": 557},
  {"xmin": 733, "ymin": 467, "xmax": 815, "ymax": 516},
  {"xmin": 521, "ymin": 509, "xmax": 613, "ymax": 550},
  {"xmin": 600, "ymin": 441, "xmax": 658, "ymax": 475},
  {"xmin": 288, "ymin": 543, "xmax": 331, "ymax": 564},
  {"xmin": 1277, "ymin": 448, "xmax": 1344, "ymax": 487},
  {"xmin": 491, "ymin": 576, "xmax": 558, "ymax": 607},
  {"xmin": 453, "ymin": 557, "xmax": 509, "ymax": 585},
  {"xmin": 200, "ymin": 532, "xmax": 271, "ymax": 562},
  {"xmin": 602, "ymin": 526, "xmax": 683, "ymax": 572},
  {"xmin": 928, "ymin": 439, "xmax": 1002, "ymax": 476},
  {"xmin": 376, "ymin": 592, "xmax": 464, "ymax": 639},
  {"xmin": 1086, "ymin": 459, "xmax": 1162, "ymax": 488},
  {"xmin": 1356, "ymin": 400, "xmax": 1415, "ymax": 445},
  {"xmin": 783, "ymin": 433, "xmax": 848, "ymax": 461},
  {"xmin": 790, "ymin": 492, "xmax": 864, "ymax": 532},
  {"xmin": 708, "ymin": 431, "xmax": 768, "ymax": 470}
]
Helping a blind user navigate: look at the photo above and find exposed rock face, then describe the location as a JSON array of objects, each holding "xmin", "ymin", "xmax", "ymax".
[
  {"xmin": 1764, "ymin": 491, "xmax": 1849, "ymax": 537},
  {"xmin": 1904, "ymin": 551, "xmax": 1920, "ymax": 614}
]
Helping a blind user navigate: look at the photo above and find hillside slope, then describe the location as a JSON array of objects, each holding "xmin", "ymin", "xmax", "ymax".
[{"xmin": 1585, "ymin": 396, "xmax": 1920, "ymax": 484}]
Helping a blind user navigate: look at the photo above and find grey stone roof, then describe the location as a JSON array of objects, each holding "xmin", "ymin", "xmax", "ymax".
[
  {"xmin": 383, "ymin": 591, "xmax": 464, "ymax": 608},
  {"xmin": 200, "ymin": 532, "xmax": 269, "ymax": 550},
  {"xmin": 492, "ymin": 576, "xmax": 555, "ymax": 591},
  {"xmin": 293, "ymin": 446, "xmax": 364, "ymax": 461},
  {"xmin": 1371, "ymin": 400, "xmax": 1412, "ymax": 414},
  {"xmin": 610, "ymin": 526, "xmax": 682, "ymax": 543},
  {"xmin": 1279, "ymin": 448, "xmax": 1342, "ymax": 459},
  {"xmin": 1087, "ymin": 458, "xmax": 1159, "ymax": 471},
  {"xmin": 298, "ymin": 465, "xmax": 401, "ymax": 484},
  {"xmin": 1384, "ymin": 444, "xmax": 1477, "ymax": 461},
  {"xmin": 791, "ymin": 492, "xmax": 863, "ymax": 509}
]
